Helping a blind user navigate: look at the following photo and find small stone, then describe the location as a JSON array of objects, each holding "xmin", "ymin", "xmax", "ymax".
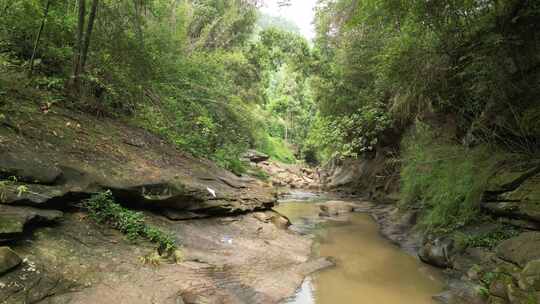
[
  {"xmin": 0, "ymin": 247, "xmax": 22, "ymax": 274},
  {"xmin": 490, "ymin": 277, "xmax": 510, "ymax": 299}
]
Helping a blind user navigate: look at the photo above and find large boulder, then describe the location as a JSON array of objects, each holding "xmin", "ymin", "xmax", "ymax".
[
  {"xmin": 419, "ymin": 237, "xmax": 455, "ymax": 268},
  {"xmin": 0, "ymin": 247, "xmax": 21, "ymax": 274},
  {"xmin": 0, "ymin": 205, "xmax": 63, "ymax": 241},
  {"xmin": 497, "ymin": 232, "xmax": 540, "ymax": 267}
]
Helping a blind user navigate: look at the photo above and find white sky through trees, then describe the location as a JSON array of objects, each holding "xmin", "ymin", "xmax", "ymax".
[{"xmin": 261, "ymin": 0, "xmax": 317, "ymax": 40}]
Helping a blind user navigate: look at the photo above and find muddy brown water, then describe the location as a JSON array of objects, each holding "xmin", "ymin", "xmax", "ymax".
[{"xmin": 274, "ymin": 198, "xmax": 444, "ymax": 304}]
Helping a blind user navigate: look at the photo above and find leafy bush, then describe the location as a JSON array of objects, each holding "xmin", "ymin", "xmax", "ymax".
[
  {"xmin": 85, "ymin": 191, "xmax": 176, "ymax": 254},
  {"xmin": 400, "ymin": 122, "xmax": 500, "ymax": 233},
  {"xmin": 305, "ymin": 103, "xmax": 392, "ymax": 161},
  {"xmin": 256, "ymin": 134, "xmax": 296, "ymax": 164}
]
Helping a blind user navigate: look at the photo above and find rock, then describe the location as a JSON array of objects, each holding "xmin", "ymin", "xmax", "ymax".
[
  {"xmin": 253, "ymin": 211, "xmax": 291, "ymax": 229},
  {"xmin": 490, "ymin": 274, "xmax": 514, "ymax": 299},
  {"xmin": 0, "ymin": 114, "xmax": 277, "ymax": 218},
  {"xmin": 161, "ymin": 208, "xmax": 207, "ymax": 220},
  {"xmin": 507, "ymin": 283, "xmax": 538, "ymax": 304},
  {"xmin": 0, "ymin": 153, "xmax": 62, "ymax": 185},
  {"xmin": 487, "ymin": 296, "xmax": 509, "ymax": 304},
  {"xmin": 433, "ymin": 280, "xmax": 487, "ymax": 304},
  {"xmin": 482, "ymin": 165, "xmax": 540, "ymax": 223},
  {"xmin": 242, "ymin": 150, "xmax": 270, "ymax": 163},
  {"xmin": 419, "ymin": 237, "xmax": 454, "ymax": 268},
  {"xmin": 0, "ymin": 182, "xmax": 75, "ymax": 206},
  {"xmin": 483, "ymin": 202, "xmax": 540, "ymax": 223},
  {"xmin": 519, "ymin": 259, "xmax": 540, "ymax": 291},
  {"xmin": 497, "ymin": 232, "xmax": 540, "ymax": 267},
  {"xmin": 0, "ymin": 205, "xmax": 63, "ymax": 241},
  {"xmin": 1, "ymin": 212, "xmax": 323, "ymax": 304},
  {"xmin": 0, "ymin": 247, "xmax": 21, "ymax": 274},
  {"xmin": 499, "ymin": 218, "xmax": 540, "ymax": 231},
  {"xmin": 317, "ymin": 200, "xmax": 356, "ymax": 217}
]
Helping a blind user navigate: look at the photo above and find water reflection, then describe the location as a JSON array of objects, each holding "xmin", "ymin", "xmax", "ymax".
[{"xmin": 275, "ymin": 201, "xmax": 444, "ymax": 304}]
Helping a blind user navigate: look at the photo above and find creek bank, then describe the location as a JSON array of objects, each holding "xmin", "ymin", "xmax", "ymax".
[
  {"xmin": 1, "ymin": 211, "xmax": 333, "ymax": 304},
  {"xmin": 322, "ymin": 155, "xmax": 540, "ymax": 304},
  {"xmin": 0, "ymin": 106, "xmax": 332, "ymax": 304}
]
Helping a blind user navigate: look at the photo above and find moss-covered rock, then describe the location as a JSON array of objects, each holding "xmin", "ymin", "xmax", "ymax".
[
  {"xmin": 519, "ymin": 259, "xmax": 540, "ymax": 291},
  {"xmin": 506, "ymin": 283, "xmax": 538, "ymax": 304},
  {"xmin": 0, "ymin": 205, "xmax": 63, "ymax": 241},
  {"xmin": 497, "ymin": 232, "xmax": 540, "ymax": 267},
  {"xmin": 0, "ymin": 246, "xmax": 21, "ymax": 274},
  {"xmin": 0, "ymin": 153, "xmax": 62, "ymax": 185}
]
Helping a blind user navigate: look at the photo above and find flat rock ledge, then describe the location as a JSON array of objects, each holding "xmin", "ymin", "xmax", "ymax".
[
  {"xmin": 0, "ymin": 205, "xmax": 63, "ymax": 242},
  {"xmin": 0, "ymin": 211, "xmax": 332, "ymax": 304}
]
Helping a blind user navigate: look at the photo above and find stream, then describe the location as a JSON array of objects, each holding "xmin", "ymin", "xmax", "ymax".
[{"xmin": 274, "ymin": 192, "xmax": 444, "ymax": 304}]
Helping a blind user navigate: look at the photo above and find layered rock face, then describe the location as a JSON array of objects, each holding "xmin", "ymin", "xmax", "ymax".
[{"xmin": 0, "ymin": 107, "xmax": 276, "ymax": 218}]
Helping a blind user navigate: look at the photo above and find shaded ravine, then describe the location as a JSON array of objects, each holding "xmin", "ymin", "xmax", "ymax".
[{"xmin": 274, "ymin": 192, "xmax": 444, "ymax": 304}]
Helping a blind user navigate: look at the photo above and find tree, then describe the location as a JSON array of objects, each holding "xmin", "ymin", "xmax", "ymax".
[
  {"xmin": 28, "ymin": 0, "xmax": 52, "ymax": 77},
  {"xmin": 71, "ymin": 0, "xmax": 99, "ymax": 93}
]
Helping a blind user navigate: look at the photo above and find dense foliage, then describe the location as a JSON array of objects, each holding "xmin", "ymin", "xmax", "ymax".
[
  {"xmin": 310, "ymin": 0, "xmax": 540, "ymax": 231},
  {"xmin": 3, "ymin": 0, "xmax": 540, "ymax": 233},
  {"xmin": 0, "ymin": 0, "xmax": 314, "ymax": 170}
]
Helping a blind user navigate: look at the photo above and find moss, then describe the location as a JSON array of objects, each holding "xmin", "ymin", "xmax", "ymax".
[{"xmin": 0, "ymin": 218, "xmax": 24, "ymax": 234}]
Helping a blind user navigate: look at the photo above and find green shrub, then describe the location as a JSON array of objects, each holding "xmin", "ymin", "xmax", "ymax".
[
  {"xmin": 85, "ymin": 191, "xmax": 176, "ymax": 254},
  {"xmin": 304, "ymin": 103, "xmax": 392, "ymax": 162},
  {"xmin": 400, "ymin": 122, "xmax": 500, "ymax": 233},
  {"xmin": 257, "ymin": 134, "xmax": 296, "ymax": 164}
]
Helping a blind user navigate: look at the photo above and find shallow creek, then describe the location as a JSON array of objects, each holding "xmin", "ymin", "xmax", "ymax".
[{"xmin": 274, "ymin": 194, "xmax": 444, "ymax": 304}]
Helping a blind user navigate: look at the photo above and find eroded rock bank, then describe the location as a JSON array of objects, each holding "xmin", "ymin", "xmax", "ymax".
[
  {"xmin": 0, "ymin": 107, "xmax": 330, "ymax": 304},
  {"xmin": 322, "ymin": 156, "xmax": 540, "ymax": 304}
]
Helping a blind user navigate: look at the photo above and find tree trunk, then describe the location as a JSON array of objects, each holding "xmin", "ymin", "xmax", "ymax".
[
  {"xmin": 72, "ymin": 0, "xmax": 86, "ymax": 91},
  {"xmin": 80, "ymin": 0, "xmax": 98, "ymax": 73},
  {"xmin": 28, "ymin": 0, "xmax": 52, "ymax": 78},
  {"xmin": 133, "ymin": 0, "xmax": 144, "ymax": 48}
]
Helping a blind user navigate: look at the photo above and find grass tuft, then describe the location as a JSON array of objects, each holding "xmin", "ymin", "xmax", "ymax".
[{"xmin": 400, "ymin": 122, "xmax": 501, "ymax": 233}]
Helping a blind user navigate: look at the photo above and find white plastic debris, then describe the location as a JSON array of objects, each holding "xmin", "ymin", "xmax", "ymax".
[
  {"xmin": 220, "ymin": 236, "xmax": 233, "ymax": 245},
  {"xmin": 206, "ymin": 187, "xmax": 216, "ymax": 198}
]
